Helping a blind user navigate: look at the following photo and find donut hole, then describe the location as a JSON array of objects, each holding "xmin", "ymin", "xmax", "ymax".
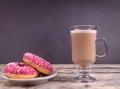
[{"xmin": 17, "ymin": 63, "xmax": 25, "ymax": 67}]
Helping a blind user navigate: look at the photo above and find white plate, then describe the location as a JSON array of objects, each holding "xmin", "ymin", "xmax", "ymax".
[{"xmin": 2, "ymin": 70, "xmax": 57, "ymax": 85}]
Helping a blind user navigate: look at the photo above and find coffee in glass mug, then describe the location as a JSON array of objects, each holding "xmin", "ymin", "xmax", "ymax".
[
  {"xmin": 71, "ymin": 29, "xmax": 97, "ymax": 68},
  {"xmin": 70, "ymin": 25, "xmax": 108, "ymax": 83}
]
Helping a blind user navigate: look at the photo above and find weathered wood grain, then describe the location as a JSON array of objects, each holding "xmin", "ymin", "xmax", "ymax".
[{"xmin": 0, "ymin": 64, "xmax": 120, "ymax": 89}]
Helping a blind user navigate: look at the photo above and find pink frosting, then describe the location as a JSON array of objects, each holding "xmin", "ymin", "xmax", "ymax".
[
  {"xmin": 4, "ymin": 62, "xmax": 38, "ymax": 75},
  {"xmin": 23, "ymin": 53, "xmax": 53, "ymax": 72}
]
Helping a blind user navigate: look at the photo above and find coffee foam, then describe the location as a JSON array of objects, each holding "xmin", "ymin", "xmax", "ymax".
[{"xmin": 71, "ymin": 29, "xmax": 97, "ymax": 34}]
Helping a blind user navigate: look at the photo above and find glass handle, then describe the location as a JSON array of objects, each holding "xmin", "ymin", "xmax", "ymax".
[{"xmin": 96, "ymin": 38, "xmax": 109, "ymax": 58}]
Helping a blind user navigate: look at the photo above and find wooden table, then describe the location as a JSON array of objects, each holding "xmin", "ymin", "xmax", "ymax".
[{"xmin": 0, "ymin": 64, "xmax": 120, "ymax": 89}]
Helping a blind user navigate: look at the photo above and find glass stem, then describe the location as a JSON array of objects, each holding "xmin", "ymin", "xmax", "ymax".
[{"xmin": 78, "ymin": 67, "xmax": 90, "ymax": 77}]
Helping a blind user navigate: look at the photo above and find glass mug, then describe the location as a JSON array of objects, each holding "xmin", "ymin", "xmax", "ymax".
[{"xmin": 70, "ymin": 25, "xmax": 109, "ymax": 83}]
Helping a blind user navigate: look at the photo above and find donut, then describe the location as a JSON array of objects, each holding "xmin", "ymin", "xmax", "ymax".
[
  {"xmin": 23, "ymin": 53, "xmax": 53, "ymax": 75},
  {"xmin": 4, "ymin": 62, "xmax": 38, "ymax": 79}
]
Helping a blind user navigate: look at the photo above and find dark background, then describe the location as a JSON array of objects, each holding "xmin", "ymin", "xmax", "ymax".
[{"xmin": 0, "ymin": 0, "xmax": 120, "ymax": 64}]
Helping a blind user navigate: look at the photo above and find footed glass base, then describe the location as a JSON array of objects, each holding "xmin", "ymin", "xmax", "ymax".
[
  {"xmin": 73, "ymin": 66, "xmax": 96, "ymax": 83},
  {"xmin": 73, "ymin": 75, "xmax": 96, "ymax": 83}
]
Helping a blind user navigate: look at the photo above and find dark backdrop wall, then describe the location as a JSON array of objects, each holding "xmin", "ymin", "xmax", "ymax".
[{"xmin": 0, "ymin": 0, "xmax": 120, "ymax": 64}]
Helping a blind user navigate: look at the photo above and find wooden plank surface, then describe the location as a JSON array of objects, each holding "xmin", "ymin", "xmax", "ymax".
[{"xmin": 0, "ymin": 64, "xmax": 120, "ymax": 89}]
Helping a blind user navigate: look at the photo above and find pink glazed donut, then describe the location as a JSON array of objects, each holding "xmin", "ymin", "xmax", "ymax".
[
  {"xmin": 23, "ymin": 53, "xmax": 53, "ymax": 75},
  {"xmin": 4, "ymin": 62, "xmax": 38, "ymax": 79}
]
